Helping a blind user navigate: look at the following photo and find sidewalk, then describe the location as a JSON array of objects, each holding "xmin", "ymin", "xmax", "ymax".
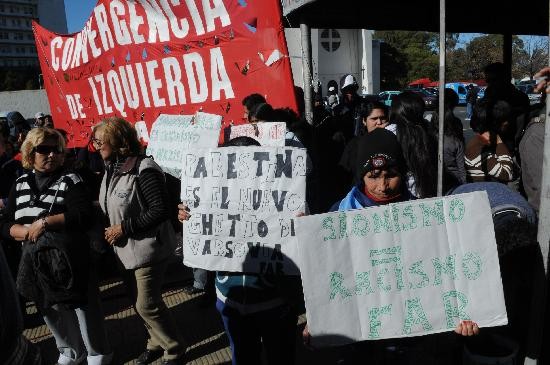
[{"xmin": 23, "ymin": 261, "xmax": 340, "ymax": 365}]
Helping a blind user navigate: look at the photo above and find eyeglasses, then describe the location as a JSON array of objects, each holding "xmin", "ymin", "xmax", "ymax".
[
  {"xmin": 34, "ymin": 145, "xmax": 62, "ymax": 155},
  {"xmin": 91, "ymin": 137, "xmax": 104, "ymax": 148}
]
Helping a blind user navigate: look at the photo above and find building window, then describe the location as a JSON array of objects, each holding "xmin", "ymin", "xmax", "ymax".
[
  {"xmin": 320, "ymin": 29, "xmax": 341, "ymax": 53},
  {"xmin": 27, "ymin": 33, "xmax": 33, "ymax": 40}
]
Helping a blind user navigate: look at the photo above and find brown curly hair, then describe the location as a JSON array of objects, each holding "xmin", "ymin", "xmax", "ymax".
[{"xmin": 92, "ymin": 117, "xmax": 142, "ymax": 157}]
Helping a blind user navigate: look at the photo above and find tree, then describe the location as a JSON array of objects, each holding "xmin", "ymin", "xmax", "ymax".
[
  {"xmin": 461, "ymin": 34, "xmax": 524, "ymax": 80},
  {"xmin": 0, "ymin": 67, "xmax": 40, "ymax": 92},
  {"xmin": 446, "ymin": 47, "xmax": 468, "ymax": 81},
  {"xmin": 378, "ymin": 41, "xmax": 408, "ymax": 90},
  {"xmin": 374, "ymin": 31, "xmax": 439, "ymax": 88},
  {"xmin": 514, "ymin": 36, "xmax": 548, "ymax": 80}
]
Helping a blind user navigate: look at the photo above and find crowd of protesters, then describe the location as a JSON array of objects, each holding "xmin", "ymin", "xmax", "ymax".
[{"xmin": 0, "ymin": 61, "xmax": 549, "ymax": 365}]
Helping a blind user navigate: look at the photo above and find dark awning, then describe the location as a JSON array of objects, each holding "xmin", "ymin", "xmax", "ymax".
[{"xmin": 282, "ymin": 0, "xmax": 549, "ymax": 36}]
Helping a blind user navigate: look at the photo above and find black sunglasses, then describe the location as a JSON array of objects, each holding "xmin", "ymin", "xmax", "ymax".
[{"xmin": 34, "ymin": 145, "xmax": 62, "ymax": 155}]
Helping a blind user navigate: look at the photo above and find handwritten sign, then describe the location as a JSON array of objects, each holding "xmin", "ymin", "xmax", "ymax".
[
  {"xmin": 146, "ymin": 113, "xmax": 221, "ymax": 178},
  {"xmin": 229, "ymin": 122, "xmax": 286, "ymax": 147},
  {"xmin": 181, "ymin": 146, "xmax": 307, "ymax": 274},
  {"xmin": 296, "ymin": 191, "xmax": 507, "ymax": 346}
]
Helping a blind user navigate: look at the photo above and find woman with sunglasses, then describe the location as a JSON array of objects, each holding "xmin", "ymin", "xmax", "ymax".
[{"xmin": 0, "ymin": 127, "xmax": 112, "ymax": 365}]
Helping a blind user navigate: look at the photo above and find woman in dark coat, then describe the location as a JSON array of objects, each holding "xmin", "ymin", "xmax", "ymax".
[{"xmin": 0, "ymin": 127, "xmax": 111, "ymax": 365}]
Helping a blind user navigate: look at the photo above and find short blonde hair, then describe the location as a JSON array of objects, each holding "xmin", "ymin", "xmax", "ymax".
[
  {"xmin": 92, "ymin": 117, "xmax": 142, "ymax": 157},
  {"xmin": 20, "ymin": 127, "xmax": 65, "ymax": 170}
]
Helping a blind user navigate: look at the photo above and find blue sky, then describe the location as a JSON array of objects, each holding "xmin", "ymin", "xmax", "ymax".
[
  {"xmin": 64, "ymin": 2, "xmax": 546, "ymax": 48},
  {"xmin": 65, "ymin": 0, "xmax": 97, "ymax": 33}
]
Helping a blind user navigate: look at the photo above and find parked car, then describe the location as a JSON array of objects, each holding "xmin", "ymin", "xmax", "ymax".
[
  {"xmin": 516, "ymin": 84, "xmax": 543, "ymax": 105},
  {"xmin": 378, "ymin": 91, "xmax": 401, "ymax": 107},
  {"xmin": 404, "ymin": 88, "xmax": 438, "ymax": 110},
  {"xmin": 424, "ymin": 87, "xmax": 439, "ymax": 96},
  {"xmin": 445, "ymin": 82, "xmax": 471, "ymax": 105},
  {"xmin": 362, "ymin": 93, "xmax": 384, "ymax": 104},
  {"xmin": 477, "ymin": 86, "xmax": 486, "ymax": 100}
]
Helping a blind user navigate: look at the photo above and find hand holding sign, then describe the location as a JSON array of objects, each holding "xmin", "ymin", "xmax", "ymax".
[{"xmin": 296, "ymin": 191, "xmax": 507, "ymax": 346}]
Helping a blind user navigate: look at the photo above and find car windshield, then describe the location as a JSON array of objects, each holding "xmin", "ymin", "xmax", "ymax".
[{"xmin": 417, "ymin": 89, "xmax": 434, "ymax": 96}]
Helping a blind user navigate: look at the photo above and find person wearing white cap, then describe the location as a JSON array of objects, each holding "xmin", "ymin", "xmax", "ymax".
[
  {"xmin": 332, "ymin": 73, "xmax": 362, "ymax": 140},
  {"xmin": 34, "ymin": 112, "xmax": 46, "ymax": 128}
]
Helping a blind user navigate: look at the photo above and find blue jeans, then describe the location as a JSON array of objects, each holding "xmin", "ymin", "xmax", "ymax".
[
  {"xmin": 466, "ymin": 103, "xmax": 473, "ymax": 119},
  {"xmin": 216, "ymin": 299, "xmax": 297, "ymax": 365}
]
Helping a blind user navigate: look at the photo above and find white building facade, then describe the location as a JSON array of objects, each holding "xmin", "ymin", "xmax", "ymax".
[{"xmin": 285, "ymin": 28, "xmax": 381, "ymax": 96}]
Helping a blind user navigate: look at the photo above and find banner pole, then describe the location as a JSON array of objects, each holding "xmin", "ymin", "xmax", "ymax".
[
  {"xmin": 537, "ymin": 0, "xmax": 550, "ymax": 273},
  {"xmin": 300, "ymin": 22, "xmax": 313, "ymax": 125},
  {"xmin": 437, "ymin": 0, "xmax": 446, "ymax": 197}
]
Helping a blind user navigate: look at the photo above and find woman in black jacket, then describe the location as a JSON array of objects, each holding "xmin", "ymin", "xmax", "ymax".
[{"xmin": 0, "ymin": 127, "xmax": 111, "ymax": 365}]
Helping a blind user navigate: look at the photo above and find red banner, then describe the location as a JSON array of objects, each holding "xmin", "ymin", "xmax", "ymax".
[{"xmin": 33, "ymin": 0, "xmax": 297, "ymax": 147}]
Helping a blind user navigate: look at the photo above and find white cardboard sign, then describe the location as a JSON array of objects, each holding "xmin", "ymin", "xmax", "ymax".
[
  {"xmin": 296, "ymin": 191, "xmax": 508, "ymax": 346},
  {"xmin": 229, "ymin": 122, "xmax": 286, "ymax": 147},
  {"xmin": 146, "ymin": 112, "xmax": 222, "ymax": 178},
  {"xmin": 181, "ymin": 146, "xmax": 307, "ymax": 274}
]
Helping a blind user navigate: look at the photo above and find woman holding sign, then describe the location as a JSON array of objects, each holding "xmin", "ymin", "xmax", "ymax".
[
  {"xmin": 178, "ymin": 136, "xmax": 303, "ymax": 365},
  {"xmin": 304, "ymin": 128, "xmax": 478, "ymax": 363},
  {"xmin": 93, "ymin": 118, "xmax": 186, "ymax": 365},
  {"xmin": 331, "ymin": 128, "xmax": 411, "ymax": 211}
]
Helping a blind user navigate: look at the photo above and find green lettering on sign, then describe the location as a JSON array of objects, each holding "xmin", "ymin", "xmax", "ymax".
[
  {"xmin": 355, "ymin": 272, "xmax": 374, "ymax": 295},
  {"xmin": 371, "ymin": 246, "xmax": 404, "ymax": 291},
  {"xmin": 391, "ymin": 205, "xmax": 401, "ymax": 233},
  {"xmin": 369, "ymin": 304, "xmax": 392, "ymax": 339},
  {"xmin": 449, "ymin": 198, "xmax": 465, "ymax": 222},
  {"xmin": 370, "ymin": 246, "xmax": 402, "ymax": 266},
  {"xmin": 420, "ymin": 200, "xmax": 445, "ymax": 227},
  {"xmin": 376, "ymin": 268, "xmax": 392, "ymax": 292},
  {"xmin": 408, "ymin": 260, "xmax": 429, "ymax": 289},
  {"xmin": 373, "ymin": 209, "xmax": 392, "ymax": 233},
  {"xmin": 322, "ymin": 216, "xmax": 336, "ymax": 241},
  {"xmin": 401, "ymin": 205, "xmax": 417, "ymax": 231},
  {"xmin": 403, "ymin": 297, "xmax": 433, "ymax": 335},
  {"xmin": 432, "ymin": 255, "xmax": 457, "ymax": 286},
  {"xmin": 339, "ymin": 212, "xmax": 348, "ymax": 239},
  {"xmin": 329, "ymin": 272, "xmax": 352, "ymax": 300},
  {"xmin": 352, "ymin": 214, "xmax": 370, "ymax": 236},
  {"xmin": 442, "ymin": 290, "xmax": 470, "ymax": 328},
  {"xmin": 462, "ymin": 252, "xmax": 483, "ymax": 280}
]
